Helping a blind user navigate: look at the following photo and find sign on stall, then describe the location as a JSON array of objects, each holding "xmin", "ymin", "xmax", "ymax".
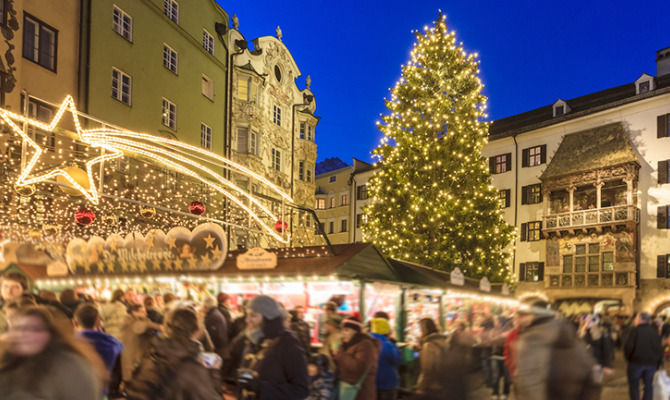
[
  {"xmin": 501, "ymin": 283, "xmax": 510, "ymax": 296},
  {"xmin": 237, "ymin": 247, "xmax": 278, "ymax": 270},
  {"xmin": 479, "ymin": 277, "xmax": 491, "ymax": 292},
  {"xmin": 450, "ymin": 267, "xmax": 465, "ymax": 286}
]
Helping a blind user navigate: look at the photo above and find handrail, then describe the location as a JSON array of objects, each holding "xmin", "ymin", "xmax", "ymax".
[{"xmin": 544, "ymin": 205, "xmax": 639, "ymax": 229}]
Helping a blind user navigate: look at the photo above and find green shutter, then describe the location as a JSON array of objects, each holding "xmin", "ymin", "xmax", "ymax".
[
  {"xmin": 659, "ymin": 206, "xmax": 668, "ymax": 229},
  {"xmin": 659, "ymin": 114, "xmax": 668, "ymax": 138},
  {"xmin": 522, "ymin": 148, "xmax": 529, "ymax": 167}
]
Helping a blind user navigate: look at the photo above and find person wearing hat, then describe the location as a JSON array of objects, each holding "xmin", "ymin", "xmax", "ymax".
[
  {"xmin": 333, "ymin": 316, "xmax": 380, "ymax": 400},
  {"xmin": 319, "ymin": 316, "xmax": 343, "ymax": 371},
  {"xmin": 369, "ymin": 318, "xmax": 401, "ymax": 400},
  {"xmin": 237, "ymin": 295, "xmax": 309, "ymax": 400},
  {"xmin": 624, "ymin": 312, "xmax": 663, "ymax": 400}
]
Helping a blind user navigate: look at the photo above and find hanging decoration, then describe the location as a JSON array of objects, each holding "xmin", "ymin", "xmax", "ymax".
[
  {"xmin": 102, "ymin": 214, "xmax": 118, "ymax": 225},
  {"xmin": 56, "ymin": 166, "xmax": 91, "ymax": 196},
  {"xmin": 75, "ymin": 207, "xmax": 95, "ymax": 226},
  {"xmin": 139, "ymin": 206, "xmax": 156, "ymax": 219},
  {"xmin": 14, "ymin": 183, "xmax": 35, "ymax": 197},
  {"xmin": 274, "ymin": 220, "xmax": 288, "ymax": 233},
  {"xmin": 189, "ymin": 200, "xmax": 206, "ymax": 216}
]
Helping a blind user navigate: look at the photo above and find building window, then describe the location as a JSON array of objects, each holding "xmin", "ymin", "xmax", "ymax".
[
  {"xmin": 638, "ymin": 80, "xmax": 650, "ymax": 94},
  {"xmin": 521, "ymin": 221, "xmax": 542, "ymax": 241},
  {"xmin": 163, "ymin": 44, "xmax": 178, "ymax": 74},
  {"xmin": 202, "ymin": 75, "xmax": 214, "ymax": 100},
  {"xmin": 522, "ymin": 184, "xmax": 542, "ymax": 205},
  {"xmin": 489, "ymin": 153, "xmax": 511, "ymax": 174},
  {"xmin": 299, "ymin": 161, "xmax": 304, "ymax": 181},
  {"xmin": 659, "ymin": 114, "xmax": 670, "ymax": 138},
  {"xmin": 329, "ymin": 197, "xmax": 335, "ymax": 208},
  {"xmin": 602, "ymin": 251, "xmax": 614, "ymax": 272},
  {"xmin": 658, "ymin": 254, "xmax": 670, "ymax": 278},
  {"xmin": 113, "ymin": 6, "xmax": 132, "ymax": 41},
  {"xmin": 249, "ymin": 131, "xmax": 259, "ymax": 156},
  {"xmin": 357, "ymin": 185, "xmax": 368, "ymax": 200},
  {"xmin": 0, "ymin": 1, "xmax": 5, "ymax": 27},
  {"xmin": 111, "ymin": 68, "xmax": 131, "ymax": 105},
  {"xmin": 316, "ymin": 198, "xmax": 325, "ymax": 209},
  {"xmin": 27, "ymin": 98, "xmax": 55, "ymax": 150},
  {"xmin": 305, "ymin": 215, "xmax": 311, "ymax": 227},
  {"xmin": 341, "ymin": 219, "xmax": 348, "ymax": 233},
  {"xmin": 299, "ymin": 122, "xmax": 305, "ymax": 139},
  {"xmin": 273, "ymin": 105, "xmax": 281, "ymax": 126},
  {"xmin": 341, "ymin": 194, "xmax": 348, "ymax": 206},
  {"xmin": 308, "ymin": 125, "xmax": 313, "ymax": 141},
  {"xmin": 554, "ymin": 105, "xmax": 564, "ymax": 116},
  {"xmin": 328, "ymin": 221, "xmax": 334, "ymax": 234},
  {"xmin": 562, "ymin": 255, "xmax": 573, "ymax": 273},
  {"xmin": 23, "ymin": 14, "xmax": 57, "ymax": 72},
  {"xmin": 161, "ymin": 98, "xmax": 176, "ymax": 130},
  {"xmin": 520, "ymin": 262, "xmax": 544, "ymax": 281},
  {"xmin": 658, "ymin": 205, "xmax": 670, "ymax": 229},
  {"xmin": 659, "ymin": 160, "xmax": 670, "ymax": 184},
  {"xmin": 306, "ymin": 169, "xmax": 312, "ymax": 183},
  {"xmin": 202, "ymin": 29, "xmax": 214, "ymax": 55},
  {"xmin": 356, "ymin": 213, "xmax": 367, "ymax": 228},
  {"xmin": 163, "ymin": 0, "xmax": 179, "ymax": 23},
  {"xmin": 329, "ymin": 176, "xmax": 336, "ymax": 183},
  {"xmin": 498, "ymin": 189, "xmax": 511, "ymax": 208},
  {"xmin": 200, "ymin": 123, "xmax": 211, "ymax": 149},
  {"xmin": 271, "ymin": 148, "xmax": 281, "ymax": 171},
  {"xmin": 522, "ymin": 145, "xmax": 546, "ymax": 167},
  {"xmin": 237, "ymin": 78, "xmax": 249, "ymax": 100}
]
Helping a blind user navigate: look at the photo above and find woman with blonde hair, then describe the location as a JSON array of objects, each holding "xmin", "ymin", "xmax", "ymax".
[{"xmin": 0, "ymin": 305, "xmax": 105, "ymax": 399}]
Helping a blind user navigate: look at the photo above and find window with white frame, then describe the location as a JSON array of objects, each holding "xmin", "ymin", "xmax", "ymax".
[
  {"xmin": 163, "ymin": 0, "xmax": 178, "ymax": 23},
  {"xmin": 316, "ymin": 198, "xmax": 325, "ymax": 209},
  {"xmin": 237, "ymin": 77, "xmax": 249, "ymax": 100},
  {"xmin": 273, "ymin": 105, "xmax": 281, "ymax": 126},
  {"xmin": 299, "ymin": 161, "xmax": 304, "ymax": 180},
  {"xmin": 271, "ymin": 148, "xmax": 281, "ymax": 171},
  {"xmin": 200, "ymin": 123, "xmax": 211, "ymax": 149},
  {"xmin": 202, "ymin": 75, "xmax": 213, "ymax": 99},
  {"xmin": 306, "ymin": 169, "xmax": 312, "ymax": 183},
  {"xmin": 249, "ymin": 131, "xmax": 259, "ymax": 156},
  {"xmin": 113, "ymin": 6, "xmax": 132, "ymax": 41},
  {"xmin": 111, "ymin": 68, "xmax": 131, "ymax": 105},
  {"xmin": 299, "ymin": 122, "xmax": 305, "ymax": 139},
  {"xmin": 23, "ymin": 14, "xmax": 57, "ymax": 71},
  {"xmin": 203, "ymin": 29, "xmax": 214, "ymax": 54},
  {"xmin": 161, "ymin": 98, "xmax": 176, "ymax": 130},
  {"xmin": 528, "ymin": 145, "xmax": 543, "ymax": 167},
  {"xmin": 163, "ymin": 44, "xmax": 178, "ymax": 74},
  {"xmin": 341, "ymin": 194, "xmax": 348, "ymax": 206}
]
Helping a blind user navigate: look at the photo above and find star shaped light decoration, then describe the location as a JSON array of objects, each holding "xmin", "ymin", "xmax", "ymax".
[{"xmin": 0, "ymin": 95, "xmax": 123, "ymax": 205}]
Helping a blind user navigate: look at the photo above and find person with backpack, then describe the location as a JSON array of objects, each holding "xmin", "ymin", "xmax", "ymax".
[
  {"xmin": 624, "ymin": 312, "xmax": 663, "ymax": 400},
  {"xmin": 514, "ymin": 301, "xmax": 600, "ymax": 400},
  {"xmin": 124, "ymin": 307, "xmax": 221, "ymax": 400},
  {"xmin": 414, "ymin": 318, "xmax": 467, "ymax": 400}
]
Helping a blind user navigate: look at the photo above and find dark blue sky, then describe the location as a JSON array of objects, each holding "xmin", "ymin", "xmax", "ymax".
[{"xmin": 219, "ymin": 0, "xmax": 670, "ymax": 164}]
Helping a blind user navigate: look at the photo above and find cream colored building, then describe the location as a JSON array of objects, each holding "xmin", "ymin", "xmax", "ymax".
[
  {"xmin": 484, "ymin": 47, "xmax": 670, "ymax": 313},
  {"xmin": 227, "ymin": 23, "xmax": 318, "ymax": 248}
]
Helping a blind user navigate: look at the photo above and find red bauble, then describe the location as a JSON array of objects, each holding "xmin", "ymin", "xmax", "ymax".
[
  {"xmin": 189, "ymin": 200, "xmax": 206, "ymax": 215},
  {"xmin": 75, "ymin": 207, "xmax": 95, "ymax": 226},
  {"xmin": 274, "ymin": 220, "xmax": 288, "ymax": 233}
]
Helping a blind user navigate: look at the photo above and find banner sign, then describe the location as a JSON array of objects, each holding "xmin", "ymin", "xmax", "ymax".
[
  {"xmin": 237, "ymin": 247, "xmax": 277, "ymax": 270},
  {"xmin": 66, "ymin": 223, "xmax": 227, "ymax": 274},
  {"xmin": 450, "ymin": 267, "xmax": 465, "ymax": 286},
  {"xmin": 479, "ymin": 277, "xmax": 491, "ymax": 292}
]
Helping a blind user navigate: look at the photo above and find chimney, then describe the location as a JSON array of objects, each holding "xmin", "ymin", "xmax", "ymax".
[{"xmin": 658, "ymin": 47, "xmax": 670, "ymax": 77}]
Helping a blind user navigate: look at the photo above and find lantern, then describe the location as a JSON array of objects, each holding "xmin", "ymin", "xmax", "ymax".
[{"xmin": 274, "ymin": 220, "xmax": 288, "ymax": 233}]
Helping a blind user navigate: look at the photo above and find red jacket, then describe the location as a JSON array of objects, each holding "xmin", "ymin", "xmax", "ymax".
[{"xmin": 504, "ymin": 328, "xmax": 519, "ymax": 377}]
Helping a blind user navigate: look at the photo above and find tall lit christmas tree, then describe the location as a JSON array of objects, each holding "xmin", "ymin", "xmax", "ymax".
[{"xmin": 363, "ymin": 12, "xmax": 515, "ymax": 282}]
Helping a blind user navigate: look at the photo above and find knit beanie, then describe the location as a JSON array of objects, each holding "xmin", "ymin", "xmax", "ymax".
[
  {"xmin": 249, "ymin": 295, "xmax": 282, "ymax": 320},
  {"xmin": 341, "ymin": 316, "xmax": 363, "ymax": 333},
  {"xmin": 370, "ymin": 317, "xmax": 391, "ymax": 335}
]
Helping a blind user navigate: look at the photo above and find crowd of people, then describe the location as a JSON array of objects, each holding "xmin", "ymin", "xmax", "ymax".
[{"xmin": 0, "ymin": 270, "xmax": 668, "ymax": 400}]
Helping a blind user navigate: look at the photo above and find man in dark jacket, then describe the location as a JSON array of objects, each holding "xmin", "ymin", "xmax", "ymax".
[
  {"xmin": 624, "ymin": 312, "xmax": 663, "ymax": 400},
  {"xmin": 290, "ymin": 305, "xmax": 312, "ymax": 353},
  {"xmin": 237, "ymin": 295, "xmax": 309, "ymax": 400},
  {"xmin": 203, "ymin": 296, "xmax": 229, "ymax": 361}
]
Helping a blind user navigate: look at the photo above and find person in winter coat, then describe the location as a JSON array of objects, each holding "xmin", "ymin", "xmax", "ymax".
[
  {"xmin": 74, "ymin": 303, "xmax": 124, "ymax": 397},
  {"xmin": 319, "ymin": 317, "xmax": 342, "ymax": 372},
  {"xmin": 370, "ymin": 317, "xmax": 401, "ymax": 400},
  {"xmin": 0, "ymin": 306, "xmax": 105, "ymax": 399},
  {"xmin": 307, "ymin": 354, "xmax": 335, "ymax": 400},
  {"xmin": 124, "ymin": 307, "xmax": 221, "ymax": 400},
  {"xmin": 624, "ymin": 312, "xmax": 663, "ymax": 400},
  {"xmin": 237, "ymin": 295, "xmax": 309, "ymax": 400},
  {"xmin": 582, "ymin": 315, "xmax": 615, "ymax": 381},
  {"xmin": 415, "ymin": 318, "xmax": 467, "ymax": 400},
  {"xmin": 120, "ymin": 303, "xmax": 163, "ymax": 382},
  {"xmin": 217, "ymin": 292, "xmax": 234, "ymax": 335},
  {"xmin": 333, "ymin": 316, "xmax": 380, "ymax": 400},
  {"xmin": 144, "ymin": 296, "xmax": 164, "ymax": 324},
  {"xmin": 489, "ymin": 316, "xmax": 512, "ymax": 399},
  {"xmin": 203, "ymin": 296, "xmax": 229, "ymax": 362},
  {"xmin": 290, "ymin": 305, "xmax": 312, "ymax": 353},
  {"xmin": 514, "ymin": 301, "xmax": 600, "ymax": 400},
  {"xmin": 101, "ymin": 289, "xmax": 129, "ymax": 339}
]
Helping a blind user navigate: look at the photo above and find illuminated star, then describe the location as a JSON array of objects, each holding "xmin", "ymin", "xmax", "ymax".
[
  {"xmin": 167, "ymin": 237, "xmax": 177, "ymax": 249},
  {"xmin": 203, "ymin": 234, "xmax": 216, "ymax": 249},
  {"xmin": 200, "ymin": 252, "xmax": 212, "ymax": 265},
  {"xmin": 211, "ymin": 245, "xmax": 223, "ymax": 260},
  {"xmin": 188, "ymin": 255, "xmax": 198, "ymax": 269},
  {"xmin": 0, "ymin": 95, "xmax": 123, "ymax": 204},
  {"xmin": 145, "ymin": 235, "xmax": 154, "ymax": 249}
]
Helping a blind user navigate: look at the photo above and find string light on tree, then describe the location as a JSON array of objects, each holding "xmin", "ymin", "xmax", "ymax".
[{"xmin": 362, "ymin": 11, "xmax": 515, "ymax": 283}]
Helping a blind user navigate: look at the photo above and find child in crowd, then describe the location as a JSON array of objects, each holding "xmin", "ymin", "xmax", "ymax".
[{"xmin": 306, "ymin": 354, "xmax": 335, "ymax": 400}]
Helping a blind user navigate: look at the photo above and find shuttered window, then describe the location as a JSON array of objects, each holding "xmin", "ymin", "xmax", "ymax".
[
  {"xmin": 522, "ymin": 145, "xmax": 547, "ymax": 167},
  {"xmin": 658, "ymin": 254, "xmax": 670, "ymax": 278},
  {"xmin": 489, "ymin": 153, "xmax": 512, "ymax": 174},
  {"xmin": 659, "ymin": 205, "xmax": 670, "ymax": 229},
  {"xmin": 659, "ymin": 114, "xmax": 670, "ymax": 138},
  {"xmin": 520, "ymin": 221, "xmax": 542, "ymax": 241},
  {"xmin": 498, "ymin": 189, "xmax": 511, "ymax": 208},
  {"xmin": 659, "ymin": 160, "xmax": 669, "ymax": 184},
  {"xmin": 521, "ymin": 184, "xmax": 542, "ymax": 204},
  {"xmin": 519, "ymin": 262, "xmax": 544, "ymax": 281}
]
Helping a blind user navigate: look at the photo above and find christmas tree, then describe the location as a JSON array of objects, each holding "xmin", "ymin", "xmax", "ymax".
[{"xmin": 362, "ymin": 12, "xmax": 515, "ymax": 282}]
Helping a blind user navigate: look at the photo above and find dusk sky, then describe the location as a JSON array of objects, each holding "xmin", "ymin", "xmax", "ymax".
[{"xmin": 219, "ymin": 0, "xmax": 670, "ymax": 164}]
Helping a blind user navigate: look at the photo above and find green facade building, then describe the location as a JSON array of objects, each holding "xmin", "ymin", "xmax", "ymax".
[{"xmin": 79, "ymin": 0, "xmax": 229, "ymax": 155}]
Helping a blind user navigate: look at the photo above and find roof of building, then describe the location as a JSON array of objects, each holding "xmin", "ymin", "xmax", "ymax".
[
  {"xmin": 490, "ymin": 74, "xmax": 670, "ymax": 138},
  {"xmin": 315, "ymin": 157, "xmax": 349, "ymax": 175},
  {"xmin": 352, "ymin": 158, "xmax": 375, "ymax": 174},
  {"xmin": 540, "ymin": 122, "xmax": 639, "ymax": 181}
]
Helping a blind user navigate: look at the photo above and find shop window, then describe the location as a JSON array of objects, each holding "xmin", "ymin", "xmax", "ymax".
[
  {"xmin": 520, "ymin": 221, "xmax": 542, "ymax": 241},
  {"xmin": 489, "ymin": 153, "xmax": 511, "ymax": 174},
  {"xmin": 522, "ymin": 184, "xmax": 542, "ymax": 204},
  {"xmin": 498, "ymin": 189, "xmax": 511, "ymax": 208},
  {"xmin": 23, "ymin": 13, "xmax": 57, "ymax": 72},
  {"xmin": 520, "ymin": 262, "xmax": 544, "ymax": 281},
  {"xmin": 522, "ymin": 145, "xmax": 546, "ymax": 167}
]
